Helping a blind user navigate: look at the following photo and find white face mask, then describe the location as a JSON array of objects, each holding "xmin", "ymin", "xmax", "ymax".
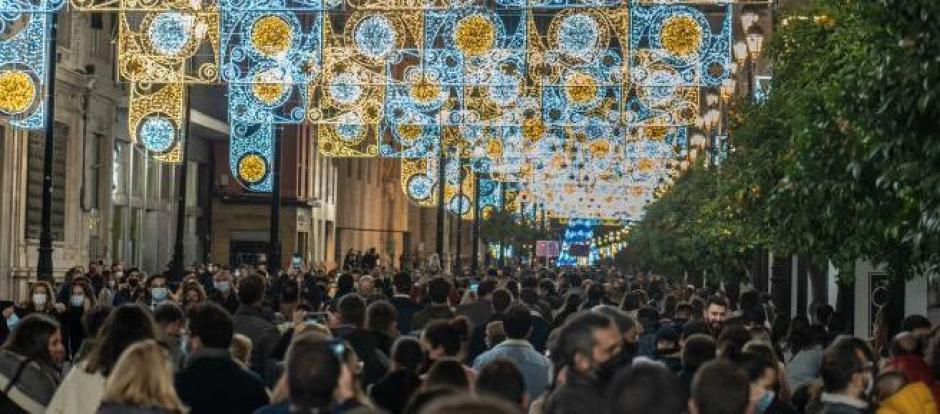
[
  {"xmin": 70, "ymin": 295, "xmax": 85, "ymax": 307},
  {"xmin": 32, "ymin": 293, "xmax": 48, "ymax": 306}
]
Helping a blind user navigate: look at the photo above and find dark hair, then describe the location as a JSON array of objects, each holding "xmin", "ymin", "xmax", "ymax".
[
  {"xmin": 733, "ymin": 342, "xmax": 778, "ymax": 383},
  {"xmin": 682, "ymin": 334, "xmax": 716, "ymax": 371},
  {"xmin": 608, "ymin": 363, "xmax": 684, "ymax": 414},
  {"xmin": 424, "ymin": 317, "xmax": 471, "ymax": 357},
  {"xmin": 706, "ymin": 296, "xmax": 728, "ymax": 310},
  {"xmin": 739, "ymin": 290, "xmax": 761, "ymax": 312},
  {"xmin": 786, "ymin": 316, "xmax": 820, "ymax": 352},
  {"xmin": 562, "ymin": 292, "xmax": 583, "ymax": 311},
  {"xmin": 85, "ymin": 304, "xmax": 159, "ymax": 376},
  {"xmin": 153, "ymin": 302, "xmax": 184, "ymax": 325},
  {"xmin": 593, "ymin": 305, "xmax": 635, "ymax": 335},
  {"xmin": 902, "ymin": 315, "xmax": 931, "ymax": 333},
  {"xmin": 675, "ymin": 302, "xmax": 693, "ymax": 319},
  {"xmin": 393, "ymin": 272, "xmax": 413, "ymax": 295},
  {"xmin": 505, "ymin": 280, "xmax": 519, "ymax": 299},
  {"xmin": 503, "ymin": 305, "xmax": 533, "ymax": 340},
  {"xmin": 477, "ymin": 279, "xmax": 497, "ymax": 298},
  {"xmin": 189, "ymin": 302, "xmax": 234, "ymax": 349},
  {"xmin": 717, "ymin": 324, "xmax": 751, "ymax": 360},
  {"xmin": 82, "ymin": 304, "xmax": 114, "ymax": 339},
  {"xmin": 662, "ymin": 294, "xmax": 678, "ymax": 317},
  {"xmin": 492, "ymin": 289, "xmax": 512, "ymax": 314},
  {"xmin": 692, "ymin": 360, "xmax": 750, "ymax": 414},
  {"xmin": 538, "ymin": 279, "xmax": 555, "ymax": 295},
  {"xmin": 637, "ymin": 306, "xmax": 660, "ymax": 330},
  {"xmin": 391, "ymin": 337, "xmax": 425, "ymax": 372},
  {"xmin": 338, "ymin": 293, "xmax": 367, "ymax": 327},
  {"xmin": 428, "ymin": 277, "xmax": 452, "ymax": 305},
  {"xmin": 821, "ymin": 337, "xmax": 872, "ymax": 393},
  {"xmin": 403, "ymin": 386, "xmax": 461, "ymax": 414},
  {"xmin": 425, "ymin": 358, "xmax": 469, "ymax": 390},
  {"xmin": 475, "ymin": 359, "xmax": 526, "ymax": 406},
  {"xmin": 420, "ymin": 394, "xmax": 521, "ymax": 414},
  {"xmin": 586, "ymin": 284, "xmax": 604, "ymax": 303},
  {"xmin": 367, "ymin": 300, "xmax": 397, "ymax": 333},
  {"xmin": 519, "ymin": 288, "xmax": 539, "ymax": 307},
  {"xmin": 2, "ymin": 314, "xmax": 61, "ymax": 367},
  {"xmin": 682, "ymin": 320, "xmax": 712, "ymax": 340},
  {"xmin": 237, "ymin": 274, "xmax": 265, "ymax": 305},
  {"xmin": 287, "ymin": 334, "xmax": 345, "ymax": 411},
  {"xmin": 554, "ymin": 312, "xmax": 614, "ymax": 368}
]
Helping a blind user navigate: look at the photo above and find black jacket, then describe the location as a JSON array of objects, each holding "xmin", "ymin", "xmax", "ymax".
[
  {"xmin": 389, "ymin": 296, "xmax": 423, "ymax": 335},
  {"xmin": 334, "ymin": 325, "xmax": 387, "ymax": 387},
  {"xmin": 370, "ymin": 369, "xmax": 422, "ymax": 414},
  {"xmin": 543, "ymin": 371, "xmax": 605, "ymax": 414},
  {"xmin": 232, "ymin": 305, "xmax": 281, "ymax": 385},
  {"xmin": 410, "ymin": 304, "xmax": 453, "ymax": 332},
  {"xmin": 174, "ymin": 349, "xmax": 269, "ymax": 414}
]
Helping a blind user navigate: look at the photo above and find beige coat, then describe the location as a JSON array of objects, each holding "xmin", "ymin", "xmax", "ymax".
[{"xmin": 46, "ymin": 360, "xmax": 107, "ymax": 414}]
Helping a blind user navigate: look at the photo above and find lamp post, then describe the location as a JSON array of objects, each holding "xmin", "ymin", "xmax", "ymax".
[
  {"xmin": 454, "ymin": 160, "xmax": 463, "ymax": 276},
  {"xmin": 269, "ymin": 126, "xmax": 282, "ymax": 275},
  {"xmin": 435, "ymin": 151, "xmax": 446, "ymax": 260},
  {"xmin": 169, "ymin": 86, "xmax": 192, "ymax": 282},
  {"xmin": 470, "ymin": 172, "xmax": 481, "ymax": 275},
  {"xmin": 37, "ymin": 11, "xmax": 59, "ymax": 282}
]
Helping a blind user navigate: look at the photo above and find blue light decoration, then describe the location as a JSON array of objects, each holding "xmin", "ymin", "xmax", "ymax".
[
  {"xmin": 229, "ymin": 122, "xmax": 274, "ymax": 192},
  {"xmin": 0, "ymin": 11, "xmax": 54, "ymax": 129},
  {"xmin": 557, "ymin": 218, "xmax": 598, "ymax": 267},
  {"xmin": 148, "ymin": 11, "xmax": 192, "ymax": 55},
  {"xmin": 138, "ymin": 115, "xmax": 176, "ymax": 152}
]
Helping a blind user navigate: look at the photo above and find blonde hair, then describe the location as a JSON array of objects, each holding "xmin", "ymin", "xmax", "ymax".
[
  {"xmin": 230, "ymin": 333, "xmax": 253, "ymax": 367},
  {"xmin": 102, "ymin": 340, "xmax": 187, "ymax": 413}
]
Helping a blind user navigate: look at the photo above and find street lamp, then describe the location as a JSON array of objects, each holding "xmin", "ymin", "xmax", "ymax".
[
  {"xmin": 740, "ymin": 7, "xmax": 759, "ymax": 32},
  {"xmin": 745, "ymin": 25, "xmax": 765, "ymax": 99},
  {"xmin": 733, "ymin": 40, "xmax": 748, "ymax": 65}
]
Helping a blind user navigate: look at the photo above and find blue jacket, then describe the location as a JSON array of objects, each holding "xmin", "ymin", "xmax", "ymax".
[{"xmin": 472, "ymin": 339, "xmax": 551, "ymax": 399}]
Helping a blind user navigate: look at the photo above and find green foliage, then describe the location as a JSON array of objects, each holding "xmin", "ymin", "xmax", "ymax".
[
  {"xmin": 480, "ymin": 210, "xmax": 547, "ymax": 250},
  {"xmin": 627, "ymin": 0, "xmax": 940, "ymax": 282}
]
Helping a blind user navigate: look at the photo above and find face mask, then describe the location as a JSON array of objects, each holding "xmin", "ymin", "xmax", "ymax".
[
  {"xmin": 70, "ymin": 295, "xmax": 85, "ymax": 307},
  {"xmin": 128, "ymin": 278, "xmax": 139, "ymax": 287},
  {"xmin": 115, "ymin": 271, "xmax": 124, "ymax": 278},
  {"xmin": 151, "ymin": 287, "xmax": 168, "ymax": 301},
  {"xmin": 756, "ymin": 391, "xmax": 775, "ymax": 413},
  {"xmin": 32, "ymin": 293, "xmax": 48, "ymax": 306},
  {"xmin": 6, "ymin": 313, "xmax": 19, "ymax": 329},
  {"xmin": 214, "ymin": 281, "xmax": 231, "ymax": 293},
  {"xmin": 180, "ymin": 334, "xmax": 190, "ymax": 360}
]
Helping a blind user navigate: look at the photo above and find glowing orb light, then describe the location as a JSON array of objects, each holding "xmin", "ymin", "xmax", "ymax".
[
  {"xmin": 138, "ymin": 115, "xmax": 176, "ymax": 152},
  {"xmin": 354, "ymin": 15, "xmax": 396, "ymax": 60},
  {"xmin": 0, "ymin": 70, "xmax": 37, "ymax": 115},
  {"xmin": 565, "ymin": 72, "xmax": 599, "ymax": 104},
  {"xmin": 454, "ymin": 15, "xmax": 495, "ymax": 57},
  {"xmin": 660, "ymin": 15, "xmax": 703, "ymax": 58},
  {"xmin": 329, "ymin": 72, "xmax": 363, "ymax": 105},
  {"xmin": 557, "ymin": 14, "xmax": 599, "ymax": 57},
  {"xmin": 238, "ymin": 153, "xmax": 268, "ymax": 183},
  {"xmin": 251, "ymin": 15, "xmax": 293, "ymax": 58},
  {"xmin": 148, "ymin": 12, "xmax": 193, "ymax": 57}
]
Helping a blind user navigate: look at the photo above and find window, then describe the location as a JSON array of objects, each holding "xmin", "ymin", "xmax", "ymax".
[
  {"xmin": 112, "ymin": 141, "xmax": 127, "ymax": 200},
  {"xmin": 25, "ymin": 122, "xmax": 68, "ymax": 241}
]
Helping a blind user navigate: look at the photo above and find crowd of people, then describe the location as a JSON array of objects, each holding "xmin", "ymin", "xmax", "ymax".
[{"xmin": 1, "ymin": 259, "xmax": 939, "ymax": 414}]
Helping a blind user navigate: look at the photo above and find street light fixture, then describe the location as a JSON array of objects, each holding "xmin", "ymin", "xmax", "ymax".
[
  {"xmin": 746, "ymin": 25, "xmax": 765, "ymax": 59},
  {"xmin": 733, "ymin": 40, "xmax": 748, "ymax": 65},
  {"xmin": 740, "ymin": 7, "xmax": 759, "ymax": 32}
]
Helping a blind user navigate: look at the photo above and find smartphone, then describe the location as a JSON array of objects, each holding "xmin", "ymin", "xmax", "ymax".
[
  {"xmin": 304, "ymin": 312, "xmax": 330, "ymax": 324},
  {"xmin": 291, "ymin": 253, "xmax": 302, "ymax": 269},
  {"xmin": 470, "ymin": 282, "xmax": 479, "ymax": 293}
]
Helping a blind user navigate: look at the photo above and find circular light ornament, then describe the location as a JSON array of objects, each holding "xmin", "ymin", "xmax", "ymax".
[
  {"xmin": 486, "ymin": 72, "xmax": 520, "ymax": 107},
  {"xmin": 639, "ymin": 67, "xmax": 679, "ymax": 108},
  {"xmin": 565, "ymin": 72, "xmax": 599, "ymax": 105},
  {"xmin": 449, "ymin": 195, "xmax": 471, "ymax": 215},
  {"xmin": 238, "ymin": 153, "xmax": 268, "ymax": 184},
  {"xmin": 148, "ymin": 12, "xmax": 192, "ymax": 56},
  {"xmin": 454, "ymin": 15, "xmax": 496, "ymax": 57},
  {"xmin": 251, "ymin": 67, "xmax": 290, "ymax": 106},
  {"xmin": 335, "ymin": 113, "xmax": 365, "ymax": 143},
  {"xmin": 409, "ymin": 77, "xmax": 441, "ymax": 104},
  {"xmin": 588, "ymin": 139, "xmax": 610, "ymax": 158},
  {"xmin": 660, "ymin": 15, "xmax": 703, "ymax": 58},
  {"xmin": 0, "ymin": 70, "xmax": 36, "ymax": 115},
  {"xmin": 251, "ymin": 15, "xmax": 293, "ymax": 58},
  {"xmin": 329, "ymin": 72, "xmax": 363, "ymax": 105},
  {"xmin": 354, "ymin": 15, "xmax": 397, "ymax": 60},
  {"xmin": 407, "ymin": 175, "xmax": 433, "ymax": 200},
  {"xmin": 557, "ymin": 14, "xmax": 599, "ymax": 58},
  {"xmin": 397, "ymin": 123, "xmax": 422, "ymax": 142},
  {"xmin": 522, "ymin": 117, "xmax": 546, "ymax": 143},
  {"xmin": 138, "ymin": 115, "xmax": 176, "ymax": 153}
]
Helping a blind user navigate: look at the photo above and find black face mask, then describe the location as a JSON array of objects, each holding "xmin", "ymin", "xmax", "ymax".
[{"xmin": 595, "ymin": 350, "xmax": 631, "ymax": 387}]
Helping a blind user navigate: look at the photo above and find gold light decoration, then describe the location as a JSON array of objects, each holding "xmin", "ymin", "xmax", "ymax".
[
  {"xmin": 565, "ymin": 72, "xmax": 597, "ymax": 104},
  {"xmin": 660, "ymin": 15, "xmax": 702, "ymax": 57},
  {"xmin": 0, "ymin": 70, "xmax": 36, "ymax": 115},
  {"xmin": 522, "ymin": 117, "xmax": 546, "ymax": 143},
  {"xmin": 238, "ymin": 153, "xmax": 267, "ymax": 183},
  {"xmin": 454, "ymin": 15, "xmax": 495, "ymax": 57},
  {"xmin": 588, "ymin": 139, "xmax": 610, "ymax": 157},
  {"xmin": 251, "ymin": 15, "xmax": 293, "ymax": 57},
  {"xmin": 397, "ymin": 123, "xmax": 422, "ymax": 141},
  {"xmin": 486, "ymin": 137, "xmax": 503, "ymax": 159},
  {"xmin": 637, "ymin": 158, "xmax": 655, "ymax": 173},
  {"xmin": 252, "ymin": 82, "xmax": 286, "ymax": 104},
  {"xmin": 645, "ymin": 125, "xmax": 668, "ymax": 140},
  {"xmin": 409, "ymin": 77, "xmax": 440, "ymax": 103}
]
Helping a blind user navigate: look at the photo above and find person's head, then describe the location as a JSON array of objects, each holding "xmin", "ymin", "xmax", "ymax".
[
  {"xmin": 690, "ymin": 360, "xmax": 750, "ymax": 414},
  {"xmin": 367, "ymin": 300, "xmax": 397, "ymax": 335},
  {"xmin": 704, "ymin": 296, "xmax": 728, "ymax": 333},
  {"xmin": 419, "ymin": 394, "xmax": 521, "ymax": 414},
  {"xmin": 403, "ymin": 386, "xmax": 462, "ymax": 414},
  {"xmin": 69, "ymin": 280, "xmax": 95, "ymax": 308},
  {"xmin": 491, "ymin": 288, "xmax": 512, "ymax": 314},
  {"xmin": 717, "ymin": 324, "xmax": 751, "ymax": 360},
  {"xmin": 145, "ymin": 275, "xmax": 169, "ymax": 302},
  {"xmin": 427, "ymin": 277, "xmax": 452, "ymax": 305},
  {"xmin": 391, "ymin": 336, "xmax": 425, "ymax": 372},
  {"xmin": 786, "ymin": 315, "xmax": 816, "ymax": 352},
  {"xmin": 180, "ymin": 283, "xmax": 206, "ymax": 309},
  {"xmin": 230, "ymin": 334, "xmax": 252, "ymax": 367},
  {"xmin": 734, "ymin": 342, "xmax": 780, "ymax": 408},
  {"xmin": 820, "ymin": 337, "xmax": 876, "ymax": 399},
  {"xmin": 393, "ymin": 272, "xmax": 413, "ymax": 295},
  {"xmin": 237, "ymin": 274, "xmax": 266, "ymax": 306},
  {"xmin": 594, "ymin": 305, "xmax": 640, "ymax": 345},
  {"xmin": 553, "ymin": 311, "xmax": 621, "ymax": 376},
  {"xmin": 475, "ymin": 359, "xmax": 527, "ymax": 408},
  {"xmin": 2, "ymin": 313, "xmax": 65, "ymax": 368},
  {"xmin": 675, "ymin": 302, "xmax": 693, "ymax": 321},
  {"xmin": 422, "ymin": 317, "xmax": 471, "ymax": 360},
  {"xmin": 477, "ymin": 279, "xmax": 497, "ymax": 300},
  {"xmin": 425, "ymin": 358, "xmax": 469, "ymax": 390},
  {"xmin": 502, "ymin": 304, "xmax": 532, "ymax": 340},
  {"xmin": 86, "ymin": 304, "xmax": 160, "ymax": 376},
  {"xmin": 187, "ymin": 302, "xmax": 234, "ymax": 352},
  {"xmin": 212, "ymin": 270, "xmax": 234, "ymax": 294},
  {"xmin": 873, "ymin": 371, "xmax": 907, "ymax": 405},
  {"xmin": 562, "ymin": 291, "xmax": 583, "ymax": 311},
  {"xmin": 27, "ymin": 281, "xmax": 55, "ymax": 311},
  {"xmin": 337, "ymin": 293, "xmax": 367, "ymax": 327},
  {"xmin": 537, "ymin": 279, "xmax": 555, "ymax": 297},
  {"xmin": 608, "ymin": 363, "xmax": 684, "ymax": 414},
  {"xmin": 286, "ymin": 334, "xmax": 356, "ymax": 411},
  {"xmin": 901, "ymin": 314, "xmax": 932, "ymax": 340},
  {"xmin": 101, "ymin": 339, "xmax": 185, "ymax": 412},
  {"xmin": 890, "ymin": 331, "xmax": 921, "ymax": 357},
  {"xmin": 656, "ymin": 326, "xmax": 681, "ymax": 356},
  {"xmin": 682, "ymin": 334, "xmax": 716, "ymax": 372},
  {"xmin": 153, "ymin": 303, "xmax": 185, "ymax": 337},
  {"xmin": 82, "ymin": 304, "xmax": 114, "ymax": 343},
  {"xmin": 358, "ymin": 275, "xmax": 375, "ymax": 297},
  {"xmin": 485, "ymin": 321, "xmax": 506, "ymax": 349}
]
